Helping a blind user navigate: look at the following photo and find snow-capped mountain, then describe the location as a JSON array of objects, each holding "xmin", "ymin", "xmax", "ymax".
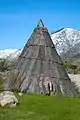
[
  {"xmin": 6, "ymin": 49, "xmax": 22, "ymax": 60},
  {"xmin": 51, "ymin": 28, "xmax": 80, "ymax": 55},
  {"xmin": 0, "ymin": 49, "xmax": 22, "ymax": 60},
  {"xmin": 0, "ymin": 27, "xmax": 80, "ymax": 60}
]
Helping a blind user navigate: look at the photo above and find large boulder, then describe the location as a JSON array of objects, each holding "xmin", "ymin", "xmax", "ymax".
[{"xmin": 0, "ymin": 91, "xmax": 18, "ymax": 107}]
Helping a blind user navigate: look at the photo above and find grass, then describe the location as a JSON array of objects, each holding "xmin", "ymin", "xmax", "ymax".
[{"xmin": 0, "ymin": 94, "xmax": 80, "ymax": 120}]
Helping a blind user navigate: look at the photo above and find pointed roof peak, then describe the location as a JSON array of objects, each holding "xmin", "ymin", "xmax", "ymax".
[{"xmin": 37, "ymin": 19, "xmax": 44, "ymax": 28}]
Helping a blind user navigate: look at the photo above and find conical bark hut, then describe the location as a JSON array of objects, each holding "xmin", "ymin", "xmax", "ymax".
[{"xmin": 15, "ymin": 20, "xmax": 77, "ymax": 97}]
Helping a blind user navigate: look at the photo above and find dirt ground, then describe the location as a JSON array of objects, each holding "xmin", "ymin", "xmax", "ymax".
[{"xmin": 69, "ymin": 74, "xmax": 80, "ymax": 91}]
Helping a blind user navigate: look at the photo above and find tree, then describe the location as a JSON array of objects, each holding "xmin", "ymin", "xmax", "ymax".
[
  {"xmin": 0, "ymin": 58, "xmax": 9, "ymax": 72},
  {"xmin": 69, "ymin": 64, "xmax": 77, "ymax": 74},
  {"xmin": 63, "ymin": 60, "xmax": 78, "ymax": 74}
]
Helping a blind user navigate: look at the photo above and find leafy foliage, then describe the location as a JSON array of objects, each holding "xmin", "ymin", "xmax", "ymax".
[
  {"xmin": 0, "ymin": 58, "xmax": 9, "ymax": 72},
  {"xmin": 63, "ymin": 60, "xmax": 79, "ymax": 74},
  {"xmin": 0, "ymin": 76, "xmax": 4, "ymax": 90}
]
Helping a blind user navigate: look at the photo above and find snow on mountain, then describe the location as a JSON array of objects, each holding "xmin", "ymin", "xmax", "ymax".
[
  {"xmin": 51, "ymin": 28, "xmax": 80, "ymax": 54},
  {"xmin": 0, "ymin": 28, "xmax": 80, "ymax": 60},
  {"xmin": 6, "ymin": 49, "xmax": 22, "ymax": 60},
  {"xmin": 0, "ymin": 49, "xmax": 22, "ymax": 60}
]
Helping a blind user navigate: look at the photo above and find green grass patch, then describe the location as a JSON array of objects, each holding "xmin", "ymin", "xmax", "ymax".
[{"xmin": 0, "ymin": 94, "xmax": 80, "ymax": 120}]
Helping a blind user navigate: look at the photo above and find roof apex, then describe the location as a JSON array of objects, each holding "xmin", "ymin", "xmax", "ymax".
[{"xmin": 37, "ymin": 19, "xmax": 44, "ymax": 28}]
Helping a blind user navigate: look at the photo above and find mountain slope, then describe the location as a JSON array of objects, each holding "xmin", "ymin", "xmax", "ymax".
[
  {"xmin": 51, "ymin": 28, "xmax": 80, "ymax": 55},
  {"xmin": 6, "ymin": 49, "xmax": 22, "ymax": 60},
  {"xmin": 0, "ymin": 49, "xmax": 22, "ymax": 60}
]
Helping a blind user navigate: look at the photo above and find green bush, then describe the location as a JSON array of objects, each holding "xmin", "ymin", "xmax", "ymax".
[
  {"xmin": 0, "ymin": 58, "xmax": 9, "ymax": 72},
  {"xmin": 64, "ymin": 60, "xmax": 78, "ymax": 74}
]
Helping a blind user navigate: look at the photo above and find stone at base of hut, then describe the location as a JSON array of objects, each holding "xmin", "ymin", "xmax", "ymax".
[{"xmin": 0, "ymin": 91, "xmax": 18, "ymax": 107}]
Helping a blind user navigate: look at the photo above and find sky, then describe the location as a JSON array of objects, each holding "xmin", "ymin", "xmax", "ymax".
[{"xmin": 0, "ymin": 0, "xmax": 80, "ymax": 49}]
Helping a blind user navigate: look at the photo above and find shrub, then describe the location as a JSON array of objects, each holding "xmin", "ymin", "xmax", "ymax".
[{"xmin": 0, "ymin": 58, "xmax": 9, "ymax": 72}]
